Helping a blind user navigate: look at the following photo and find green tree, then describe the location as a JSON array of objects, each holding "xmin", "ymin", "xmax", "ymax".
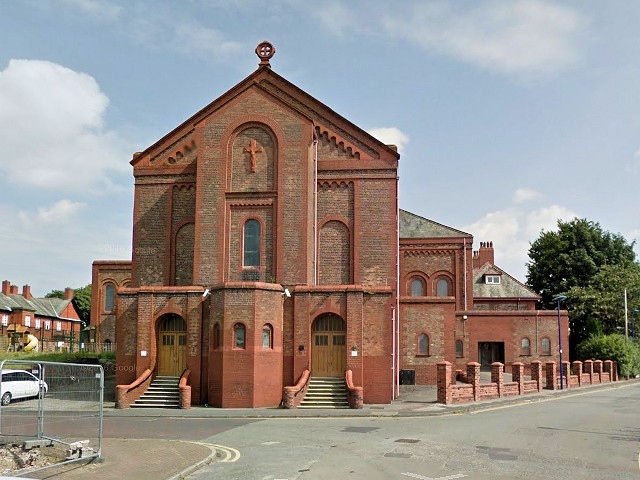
[
  {"xmin": 567, "ymin": 263, "xmax": 640, "ymax": 345},
  {"xmin": 526, "ymin": 218, "xmax": 636, "ymax": 309},
  {"xmin": 45, "ymin": 284, "xmax": 92, "ymax": 321},
  {"xmin": 576, "ymin": 334, "xmax": 640, "ymax": 378},
  {"xmin": 71, "ymin": 284, "xmax": 92, "ymax": 322}
]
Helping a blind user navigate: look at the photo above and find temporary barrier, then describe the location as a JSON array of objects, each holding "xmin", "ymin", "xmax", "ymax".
[{"xmin": 0, "ymin": 360, "xmax": 103, "ymax": 474}]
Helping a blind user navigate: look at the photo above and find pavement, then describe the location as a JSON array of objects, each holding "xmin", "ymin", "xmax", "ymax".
[{"xmin": 16, "ymin": 379, "xmax": 639, "ymax": 480}]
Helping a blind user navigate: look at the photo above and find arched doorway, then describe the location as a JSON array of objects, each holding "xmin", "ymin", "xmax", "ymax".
[
  {"xmin": 157, "ymin": 314, "xmax": 187, "ymax": 376},
  {"xmin": 311, "ymin": 314, "xmax": 346, "ymax": 377}
]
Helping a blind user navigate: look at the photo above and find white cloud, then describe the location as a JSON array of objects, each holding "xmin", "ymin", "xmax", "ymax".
[
  {"xmin": 525, "ymin": 205, "xmax": 577, "ymax": 237},
  {"xmin": 368, "ymin": 127, "xmax": 409, "ymax": 154},
  {"xmin": 513, "ymin": 188, "xmax": 543, "ymax": 203},
  {"xmin": 0, "ymin": 59, "xmax": 130, "ymax": 193},
  {"xmin": 310, "ymin": 2, "xmax": 354, "ymax": 37},
  {"xmin": 463, "ymin": 202, "xmax": 578, "ymax": 281},
  {"xmin": 26, "ymin": 200, "xmax": 87, "ymax": 226},
  {"xmin": 173, "ymin": 23, "xmax": 244, "ymax": 59},
  {"xmin": 62, "ymin": 0, "xmax": 122, "ymax": 19},
  {"xmin": 381, "ymin": 0, "xmax": 586, "ymax": 77}
]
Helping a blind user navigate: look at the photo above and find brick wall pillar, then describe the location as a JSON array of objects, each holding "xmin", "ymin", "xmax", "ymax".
[
  {"xmin": 613, "ymin": 361, "xmax": 618, "ymax": 381},
  {"xmin": 512, "ymin": 362, "xmax": 524, "ymax": 394},
  {"xmin": 584, "ymin": 360, "xmax": 594, "ymax": 385},
  {"xmin": 468, "ymin": 362, "xmax": 481, "ymax": 401},
  {"xmin": 531, "ymin": 361, "xmax": 542, "ymax": 391},
  {"xmin": 491, "ymin": 362, "xmax": 504, "ymax": 397},
  {"xmin": 562, "ymin": 361, "xmax": 571, "ymax": 388},
  {"xmin": 604, "ymin": 360, "xmax": 614, "ymax": 382},
  {"xmin": 545, "ymin": 362, "xmax": 557, "ymax": 390},
  {"xmin": 594, "ymin": 360, "xmax": 603, "ymax": 383},
  {"xmin": 572, "ymin": 361, "xmax": 583, "ymax": 386},
  {"xmin": 437, "ymin": 361, "xmax": 452, "ymax": 404}
]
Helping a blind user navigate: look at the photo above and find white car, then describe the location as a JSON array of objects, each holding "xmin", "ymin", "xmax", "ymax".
[{"xmin": 1, "ymin": 370, "xmax": 48, "ymax": 406}]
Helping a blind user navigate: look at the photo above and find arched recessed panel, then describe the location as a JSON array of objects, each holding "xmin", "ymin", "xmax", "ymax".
[
  {"xmin": 175, "ymin": 223, "xmax": 194, "ymax": 286},
  {"xmin": 318, "ymin": 221, "xmax": 350, "ymax": 285},
  {"xmin": 231, "ymin": 126, "xmax": 275, "ymax": 192}
]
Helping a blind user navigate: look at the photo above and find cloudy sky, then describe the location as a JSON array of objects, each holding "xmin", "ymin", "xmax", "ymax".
[{"xmin": 1, "ymin": 0, "xmax": 639, "ymax": 296}]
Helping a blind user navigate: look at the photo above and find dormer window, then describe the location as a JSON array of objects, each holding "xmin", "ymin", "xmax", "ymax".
[{"xmin": 485, "ymin": 275, "xmax": 501, "ymax": 285}]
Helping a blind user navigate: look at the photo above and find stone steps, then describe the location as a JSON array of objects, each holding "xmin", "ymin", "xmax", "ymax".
[
  {"xmin": 299, "ymin": 376, "xmax": 349, "ymax": 409},
  {"xmin": 131, "ymin": 376, "xmax": 181, "ymax": 408}
]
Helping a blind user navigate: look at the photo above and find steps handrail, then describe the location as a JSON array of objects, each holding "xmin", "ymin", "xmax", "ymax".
[
  {"xmin": 282, "ymin": 369, "xmax": 310, "ymax": 408},
  {"xmin": 179, "ymin": 369, "xmax": 192, "ymax": 409},
  {"xmin": 345, "ymin": 369, "xmax": 363, "ymax": 409},
  {"xmin": 115, "ymin": 368, "xmax": 154, "ymax": 409}
]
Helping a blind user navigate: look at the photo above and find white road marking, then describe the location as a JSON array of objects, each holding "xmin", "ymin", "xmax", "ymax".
[
  {"xmin": 192, "ymin": 442, "xmax": 241, "ymax": 462},
  {"xmin": 401, "ymin": 472, "xmax": 467, "ymax": 480}
]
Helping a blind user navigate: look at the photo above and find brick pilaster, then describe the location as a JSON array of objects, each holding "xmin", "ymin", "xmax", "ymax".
[
  {"xmin": 437, "ymin": 361, "xmax": 452, "ymax": 404},
  {"xmin": 545, "ymin": 362, "xmax": 557, "ymax": 390}
]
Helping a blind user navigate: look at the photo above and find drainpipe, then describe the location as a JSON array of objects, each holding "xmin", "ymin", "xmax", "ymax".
[
  {"xmin": 313, "ymin": 125, "xmax": 318, "ymax": 286},
  {"xmin": 394, "ymin": 173, "xmax": 400, "ymax": 400},
  {"xmin": 463, "ymin": 237, "xmax": 467, "ymax": 311}
]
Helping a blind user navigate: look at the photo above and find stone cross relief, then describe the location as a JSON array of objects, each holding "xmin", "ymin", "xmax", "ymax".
[{"xmin": 243, "ymin": 139, "xmax": 263, "ymax": 173}]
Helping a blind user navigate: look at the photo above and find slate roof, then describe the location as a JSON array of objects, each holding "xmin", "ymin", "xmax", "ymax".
[
  {"xmin": 473, "ymin": 262, "xmax": 539, "ymax": 299},
  {"xmin": 399, "ymin": 210, "xmax": 472, "ymax": 239},
  {"xmin": 0, "ymin": 293, "xmax": 77, "ymax": 319}
]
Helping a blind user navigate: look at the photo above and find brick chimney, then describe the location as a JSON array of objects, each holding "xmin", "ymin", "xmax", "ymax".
[
  {"xmin": 9, "ymin": 285, "xmax": 18, "ymax": 295},
  {"xmin": 1, "ymin": 280, "xmax": 10, "ymax": 295},
  {"xmin": 473, "ymin": 241, "xmax": 495, "ymax": 268},
  {"xmin": 22, "ymin": 285, "xmax": 32, "ymax": 300},
  {"xmin": 64, "ymin": 287, "xmax": 74, "ymax": 300}
]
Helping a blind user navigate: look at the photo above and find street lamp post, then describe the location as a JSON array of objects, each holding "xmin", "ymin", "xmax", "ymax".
[{"xmin": 554, "ymin": 295, "xmax": 568, "ymax": 390}]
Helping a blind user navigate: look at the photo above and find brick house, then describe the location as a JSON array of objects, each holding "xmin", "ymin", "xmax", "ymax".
[
  {"xmin": 92, "ymin": 42, "xmax": 568, "ymax": 408},
  {"xmin": 0, "ymin": 281, "xmax": 83, "ymax": 351}
]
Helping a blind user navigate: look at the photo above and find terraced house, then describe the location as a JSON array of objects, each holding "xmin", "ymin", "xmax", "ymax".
[
  {"xmin": 0, "ymin": 281, "xmax": 82, "ymax": 352},
  {"xmin": 92, "ymin": 42, "xmax": 567, "ymax": 408}
]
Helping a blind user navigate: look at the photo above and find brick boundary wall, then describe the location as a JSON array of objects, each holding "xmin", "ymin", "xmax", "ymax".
[{"xmin": 437, "ymin": 359, "xmax": 618, "ymax": 405}]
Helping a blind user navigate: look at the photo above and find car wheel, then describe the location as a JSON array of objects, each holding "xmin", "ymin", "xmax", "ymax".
[{"xmin": 1, "ymin": 392, "xmax": 11, "ymax": 406}]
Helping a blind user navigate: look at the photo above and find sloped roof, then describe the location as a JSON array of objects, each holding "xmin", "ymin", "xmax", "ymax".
[
  {"xmin": 473, "ymin": 262, "xmax": 539, "ymax": 299},
  {"xmin": 0, "ymin": 293, "xmax": 76, "ymax": 319},
  {"xmin": 400, "ymin": 210, "xmax": 472, "ymax": 239}
]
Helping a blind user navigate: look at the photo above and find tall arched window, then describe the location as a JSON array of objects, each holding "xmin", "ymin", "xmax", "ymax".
[
  {"xmin": 435, "ymin": 277, "xmax": 449, "ymax": 297},
  {"xmin": 243, "ymin": 219, "xmax": 260, "ymax": 268},
  {"xmin": 521, "ymin": 337, "xmax": 531, "ymax": 356},
  {"xmin": 234, "ymin": 323, "xmax": 246, "ymax": 349},
  {"xmin": 213, "ymin": 323, "xmax": 221, "ymax": 349},
  {"xmin": 418, "ymin": 333, "xmax": 430, "ymax": 356},
  {"xmin": 541, "ymin": 337, "xmax": 551, "ymax": 355},
  {"xmin": 104, "ymin": 283, "xmax": 115, "ymax": 312},
  {"xmin": 410, "ymin": 277, "xmax": 426, "ymax": 296},
  {"xmin": 262, "ymin": 324, "xmax": 273, "ymax": 349},
  {"xmin": 455, "ymin": 339, "xmax": 463, "ymax": 357}
]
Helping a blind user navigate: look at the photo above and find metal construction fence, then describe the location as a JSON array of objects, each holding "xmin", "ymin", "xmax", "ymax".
[{"xmin": 0, "ymin": 360, "xmax": 103, "ymax": 471}]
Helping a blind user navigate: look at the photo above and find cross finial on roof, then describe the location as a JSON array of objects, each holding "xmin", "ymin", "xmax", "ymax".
[{"xmin": 256, "ymin": 41, "xmax": 275, "ymax": 68}]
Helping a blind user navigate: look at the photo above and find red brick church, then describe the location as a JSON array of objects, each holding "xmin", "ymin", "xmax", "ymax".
[{"xmin": 92, "ymin": 42, "xmax": 567, "ymax": 408}]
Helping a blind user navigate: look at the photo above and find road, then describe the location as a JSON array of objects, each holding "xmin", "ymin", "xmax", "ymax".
[{"xmin": 180, "ymin": 383, "xmax": 640, "ymax": 480}]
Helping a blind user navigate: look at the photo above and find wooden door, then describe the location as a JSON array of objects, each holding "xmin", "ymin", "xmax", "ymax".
[
  {"xmin": 311, "ymin": 314, "xmax": 346, "ymax": 377},
  {"xmin": 158, "ymin": 315, "xmax": 187, "ymax": 376}
]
